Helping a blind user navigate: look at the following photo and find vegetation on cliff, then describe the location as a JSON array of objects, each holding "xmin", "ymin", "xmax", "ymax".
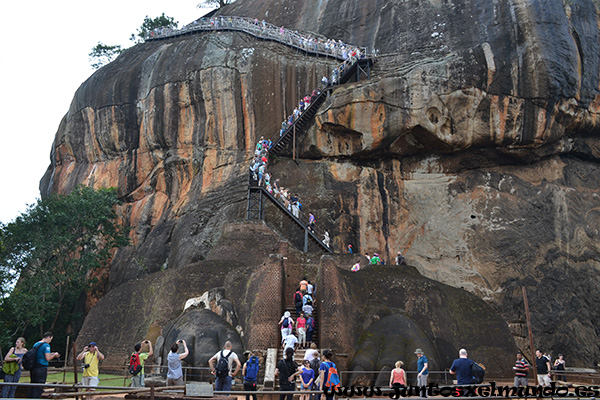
[
  {"xmin": 0, "ymin": 186, "xmax": 129, "ymax": 349},
  {"xmin": 89, "ymin": 14, "xmax": 179, "ymax": 69}
]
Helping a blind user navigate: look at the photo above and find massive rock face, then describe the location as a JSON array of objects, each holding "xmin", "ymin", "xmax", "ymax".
[{"xmin": 42, "ymin": 0, "xmax": 600, "ymax": 367}]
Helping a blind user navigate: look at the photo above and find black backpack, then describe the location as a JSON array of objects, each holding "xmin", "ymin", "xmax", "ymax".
[
  {"xmin": 310, "ymin": 358, "xmax": 321, "ymax": 375},
  {"xmin": 215, "ymin": 350, "xmax": 231, "ymax": 379},
  {"xmin": 22, "ymin": 342, "xmax": 43, "ymax": 371},
  {"xmin": 294, "ymin": 292, "xmax": 302, "ymax": 303},
  {"xmin": 282, "ymin": 317, "xmax": 290, "ymax": 328},
  {"xmin": 472, "ymin": 361, "xmax": 486, "ymax": 384}
]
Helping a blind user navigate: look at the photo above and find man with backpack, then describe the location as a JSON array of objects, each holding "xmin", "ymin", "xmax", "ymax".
[
  {"xmin": 242, "ymin": 351, "xmax": 260, "ymax": 400},
  {"xmin": 209, "ymin": 341, "xmax": 241, "ymax": 394},
  {"xmin": 130, "ymin": 340, "xmax": 153, "ymax": 387},
  {"xmin": 449, "ymin": 349, "xmax": 474, "ymax": 386},
  {"xmin": 309, "ymin": 351, "xmax": 321, "ymax": 400},
  {"xmin": 294, "ymin": 288, "xmax": 304, "ymax": 317},
  {"xmin": 26, "ymin": 332, "xmax": 60, "ymax": 399},
  {"xmin": 319, "ymin": 350, "xmax": 339, "ymax": 400},
  {"xmin": 306, "ymin": 314, "xmax": 316, "ymax": 346}
]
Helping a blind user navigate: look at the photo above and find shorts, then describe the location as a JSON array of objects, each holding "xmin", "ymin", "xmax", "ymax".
[
  {"xmin": 537, "ymin": 374, "xmax": 551, "ymax": 387},
  {"xmin": 82, "ymin": 376, "xmax": 99, "ymax": 387}
]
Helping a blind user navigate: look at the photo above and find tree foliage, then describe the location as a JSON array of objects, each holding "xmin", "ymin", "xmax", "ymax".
[
  {"xmin": 130, "ymin": 13, "xmax": 179, "ymax": 43},
  {"xmin": 89, "ymin": 13, "xmax": 178, "ymax": 69},
  {"xmin": 198, "ymin": 0, "xmax": 236, "ymax": 8},
  {"xmin": 0, "ymin": 186, "xmax": 129, "ymax": 346},
  {"xmin": 89, "ymin": 42, "xmax": 123, "ymax": 70}
]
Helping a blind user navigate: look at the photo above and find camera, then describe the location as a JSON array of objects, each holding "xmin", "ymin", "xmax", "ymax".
[
  {"xmin": 178, "ymin": 340, "xmax": 183, "ymax": 343},
  {"xmin": 82, "ymin": 363, "xmax": 90, "ymax": 369}
]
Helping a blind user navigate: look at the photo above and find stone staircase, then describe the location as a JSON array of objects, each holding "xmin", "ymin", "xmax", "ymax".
[{"xmin": 270, "ymin": 299, "xmax": 320, "ymax": 390}]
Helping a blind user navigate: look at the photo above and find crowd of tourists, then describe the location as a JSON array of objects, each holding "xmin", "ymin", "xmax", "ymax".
[
  {"xmin": 144, "ymin": 16, "xmax": 372, "ymax": 61},
  {"xmin": 279, "ymin": 89, "xmax": 322, "ymax": 137},
  {"xmin": 0, "ymin": 330, "xmax": 573, "ymax": 399},
  {"xmin": 249, "ymin": 137, "xmax": 329, "ymax": 247},
  {"xmin": 350, "ymin": 250, "xmax": 407, "ymax": 272},
  {"xmin": 246, "ymin": 42, "xmax": 368, "ymax": 249},
  {"xmin": 279, "ymin": 278, "xmax": 317, "ymax": 352}
]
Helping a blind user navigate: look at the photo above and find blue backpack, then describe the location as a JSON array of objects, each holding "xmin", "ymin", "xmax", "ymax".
[
  {"xmin": 244, "ymin": 356, "xmax": 260, "ymax": 383},
  {"xmin": 306, "ymin": 317, "xmax": 315, "ymax": 332}
]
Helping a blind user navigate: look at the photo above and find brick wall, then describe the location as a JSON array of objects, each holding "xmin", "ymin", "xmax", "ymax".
[
  {"xmin": 246, "ymin": 255, "xmax": 285, "ymax": 349},
  {"xmin": 317, "ymin": 256, "xmax": 354, "ymax": 370}
]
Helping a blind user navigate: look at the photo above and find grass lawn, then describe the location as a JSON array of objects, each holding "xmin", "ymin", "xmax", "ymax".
[{"xmin": 20, "ymin": 371, "xmax": 130, "ymax": 387}]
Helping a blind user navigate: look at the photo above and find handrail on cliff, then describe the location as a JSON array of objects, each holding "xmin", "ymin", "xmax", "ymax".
[
  {"xmin": 145, "ymin": 15, "xmax": 375, "ymax": 60},
  {"xmin": 247, "ymin": 184, "xmax": 332, "ymax": 253},
  {"xmin": 242, "ymin": 22, "xmax": 373, "ymax": 254}
]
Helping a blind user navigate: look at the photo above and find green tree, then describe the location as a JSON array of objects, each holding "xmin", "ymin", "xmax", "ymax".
[
  {"xmin": 0, "ymin": 186, "xmax": 129, "ymax": 343},
  {"xmin": 89, "ymin": 42, "xmax": 123, "ymax": 70},
  {"xmin": 198, "ymin": 0, "xmax": 236, "ymax": 8},
  {"xmin": 130, "ymin": 13, "xmax": 178, "ymax": 43},
  {"xmin": 89, "ymin": 13, "xmax": 178, "ymax": 69}
]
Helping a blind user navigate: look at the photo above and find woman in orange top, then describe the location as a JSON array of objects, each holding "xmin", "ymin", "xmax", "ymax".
[
  {"xmin": 299, "ymin": 278, "xmax": 308, "ymax": 293},
  {"xmin": 389, "ymin": 360, "xmax": 406, "ymax": 388}
]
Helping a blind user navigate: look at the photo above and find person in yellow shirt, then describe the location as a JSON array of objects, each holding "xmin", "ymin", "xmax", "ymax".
[{"xmin": 77, "ymin": 342, "xmax": 105, "ymax": 398}]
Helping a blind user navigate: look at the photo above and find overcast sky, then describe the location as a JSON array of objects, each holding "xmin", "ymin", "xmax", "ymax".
[{"xmin": 0, "ymin": 1, "xmax": 213, "ymax": 224}]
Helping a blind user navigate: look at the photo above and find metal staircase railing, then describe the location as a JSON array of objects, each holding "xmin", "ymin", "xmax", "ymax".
[{"xmin": 246, "ymin": 185, "xmax": 332, "ymax": 253}]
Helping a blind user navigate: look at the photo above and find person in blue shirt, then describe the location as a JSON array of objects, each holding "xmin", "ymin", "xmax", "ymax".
[
  {"xmin": 415, "ymin": 348, "xmax": 429, "ymax": 387},
  {"xmin": 28, "ymin": 332, "xmax": 60, "ymax": 398},
  {"xmin": 450, "ymin": 349, "xmax": 474, "ymax": 385}
]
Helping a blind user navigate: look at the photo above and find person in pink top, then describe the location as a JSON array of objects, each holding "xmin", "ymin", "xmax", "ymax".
[
  {"xmin": 296, "ymin": 312, "xmax": 307, "ymax": 348},
  {"xmin": 389, "ymin": 360, "xmax": 406, "ymax": 389}
]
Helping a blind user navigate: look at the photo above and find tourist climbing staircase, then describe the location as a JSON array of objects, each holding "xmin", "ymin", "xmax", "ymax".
[
  {"xmin": 246, "ymin": 186, "xmax": 332, "ymax": 253},
  {"xmin": 221, "ymin": 15, "xmax": 374, "ymax": 254},
  {"xmin": 247, "ymin": 56, "xmax": 372, "ymax": 253},
  {"xmin": 272, "ymin": 299, "xmax": 320, "ymax": 390},
  {"xmin": 269, "ymin": 58, "xmax": 372, "ymax": 157}
]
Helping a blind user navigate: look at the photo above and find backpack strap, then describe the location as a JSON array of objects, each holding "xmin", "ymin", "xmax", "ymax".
[
  {"xmin": 34, "ymin": 342, "xmax": 44, "ymax": 363},
  {"xmin": 29, "ymin": 342, "xmax": 43, "ymax": 368}
]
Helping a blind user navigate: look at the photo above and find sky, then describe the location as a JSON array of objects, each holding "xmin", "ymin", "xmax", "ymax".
[{"xmin": 0, "ymin": 1, "xmax": 214, "ymax": 224}]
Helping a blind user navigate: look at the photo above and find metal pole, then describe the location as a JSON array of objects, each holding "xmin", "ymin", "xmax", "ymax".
[
  {"xmin": 72, "ymin": 341, "xmax": 79, "ymax": 399},
  {"xmin": 522, "ymin": 286, "xmax": 538, "ymax": 384},
  {"xmin": 304, "ymin": 229, "xmax": 308, "ymax": 252},
  {"xmin": 259, "ymin": 190, "xmax": 264, "ymax": 220},
  {"xmin": 293, "ymin": 125, "xmax": 296, "ymax": 160},
  {"xmin": 63, "ymin": 336, "xmax": 70, "ymax": 383}
]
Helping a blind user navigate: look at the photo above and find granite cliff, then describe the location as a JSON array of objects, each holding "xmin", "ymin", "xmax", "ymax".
[{"xmin": 41, "ymin": 0, "xmax": 600, "ymax": 368}]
